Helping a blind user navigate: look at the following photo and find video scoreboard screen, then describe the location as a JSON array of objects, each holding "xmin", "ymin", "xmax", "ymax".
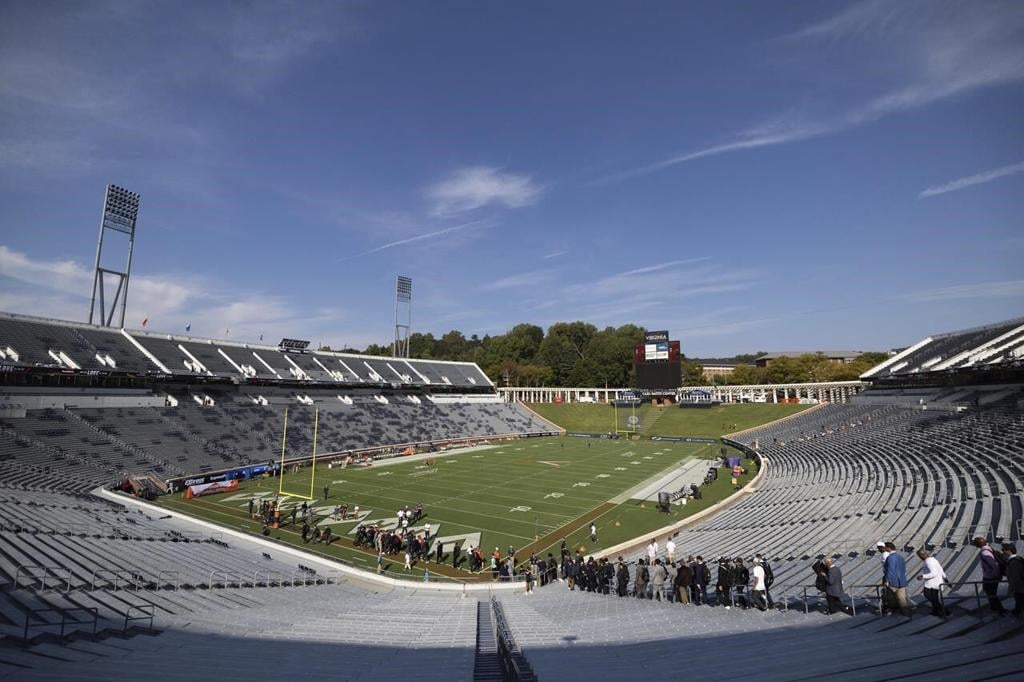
[{"xmin": 634, "ymin": 330, "xmax": 681, "ymax": 390}]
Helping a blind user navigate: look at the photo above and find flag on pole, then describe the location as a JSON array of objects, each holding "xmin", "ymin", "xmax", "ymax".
[
  {"xmin": 185, "ymin": 322, "xmax": 191, "ymax": 332},
  {"xmin": 142, "ymin": 318, "xmax": 149, "ymax": 327}
]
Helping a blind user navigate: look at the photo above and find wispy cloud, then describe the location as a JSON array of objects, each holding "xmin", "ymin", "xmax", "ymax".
[
  {"xmin": 521, "ymin": 259, "xmax": 759, "ymax": 328},
  {"xmin": 904, "ymin": 279, "xmax": 1024, "ymax": 302},
  {"xmin": 919, "ymin": 161, "xmax": 1024, "ymax": 198},
  {"xmin": 599, "ymin": 0, "xmax": 1024, "ymax": 183},
  {"xmin": 618, "ymin": 257, "xmax": 712, "ymax": 277},
  {"xmin": 341, "ymin": 220, "xmax": 489, "ymax": 260},
  {"xmin": 427, "ymin": 166, "xmax": 542, "ymax": 216},
  {"xmin": 482, "ymin": 270, "xmax": 556, "ymax": 291},
  {"xmin": 542, "ymin": 250, "xmax": 567, "ymax": 260}
]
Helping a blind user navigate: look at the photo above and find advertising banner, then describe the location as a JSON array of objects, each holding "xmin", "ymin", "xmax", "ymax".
[
  {"xmin": 185, "ymin": 479, "xmax": 239, "ymax": 498},
  {"xmin": 649, "ymin": 436, "xmax": 719, "ymax": 444}
]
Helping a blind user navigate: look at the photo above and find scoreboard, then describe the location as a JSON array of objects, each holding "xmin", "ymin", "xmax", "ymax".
[{"xmin": 634, "ymin": 330, "xmax": 681, "ymax": 390}]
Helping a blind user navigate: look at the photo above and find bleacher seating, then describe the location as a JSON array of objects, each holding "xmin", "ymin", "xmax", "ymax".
[{"xmin": 616, "ymin": 390, "xmax": 1023, "ymax": 609}]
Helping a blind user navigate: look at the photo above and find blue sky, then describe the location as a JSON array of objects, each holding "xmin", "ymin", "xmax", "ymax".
[{"xmin": 1, "ymin": 0, "xmax": 1022, "ymax": 356}]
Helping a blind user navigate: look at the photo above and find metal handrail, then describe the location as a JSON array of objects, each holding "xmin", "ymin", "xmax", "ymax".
[
  {"xmin": 22, "ymin": 607, "xmax": 98, "ymax": 646},
  {"xmin": 491, "ymin": 597, "xmax": 537, "ymax": 682},
  {"xmin": 157, "ymin": 570, "xmax": 180, "ymax": 590},
  {"xmin": 123, "ymin": 604, "xmax": 155, "ymax": 633},
  {"xmin": 91, "ymin": 568, "xmax": 139, "ymax": 591}
]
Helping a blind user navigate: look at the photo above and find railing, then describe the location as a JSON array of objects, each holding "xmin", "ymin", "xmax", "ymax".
[
  {"xmin": 91, "ymin": 568, "xmax": 140, "ymax": 591},
  {"xmin": 491, "ymin": 598, "xmax": 537, "ymax": 681},
  {"xmin": 22, "ymin": 607, "xmax": 98, "ymax": 646},
  {"xmin": 157, "ymin": 570, "xmax": 180, "ymax": 590},
  {"xmin": 794, "ymin": 579, "xmax": 1010, "ymax": 621},
  {"xmin": 14, "ymin": 565, "xmax": 72, "ymax": 591},
  {"xmin": 123, "ymin": 604, "xmax": 155, "ymax": 633}
]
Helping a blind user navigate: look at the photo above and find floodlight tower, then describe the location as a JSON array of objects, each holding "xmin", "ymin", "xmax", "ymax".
[
  {"xmin": 88, "ymin": 184, "xmax": 140, "ymax": 328},
  {"xmin": 393, "ymin": 275, "xmax": 412, "ymax": 358}
]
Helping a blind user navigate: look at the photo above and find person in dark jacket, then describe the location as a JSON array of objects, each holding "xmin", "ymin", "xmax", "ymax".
[
  {"xmin": 975, "ymin": 537, "xmax": 1005, "ymax": 615},
  {"xmin": 733, "ymin": 558, "xmax": 750, "ymax": 609},
  {"xmin": 1002, "ymin": 543, "xmax": 1023, "ymax": 618},
  {"xmin": 824, "ymin": 558, "xmax": 847, "ymax": 615},
  {"xmin": 675, "ymin": 560, "xmax": 692, "ymax": 605},
  {"xmin": 616, "ymin": 557, "xmax": 630, "ymax": 597},
  {"xmin": 692, "ymin": 556, "xmax": 708, "ymax": 605},
  {"xmin": 634, "ymin": 559, "xmax": 649, "ymax": 598},
  {"xmin": 716, "ymin": 558, "xmax": 734, "ymax": 607}
]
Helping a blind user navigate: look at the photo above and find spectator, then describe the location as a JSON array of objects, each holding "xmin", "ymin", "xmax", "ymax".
[
  {"xmin": 750, "ymin": 557, "xmax": 767, "ymax": 611},
  {"xmin": 651, "ymin": 559, "xmax": 667, "ymax": 601},
  {"xmin": 665, "ymin": 560, "xmax": 677, "ymax": 603},
  {"xmin": 676, "ymin": 560, "xmax": 692, "ymax": 605},
  {"xmin": 716, "ymin": 558, "xmax": 733, "ymax": 607},
  {"xmin": 692, "ymin": 556, "xmax": 709, "ymax": 605},
  {"xmin": 824, "ymin": 558, "xmax": 846, "ymax": 615},
  {"xmin": 647, "ymin": 539, "xmax": 658, "ymax": 567},
  {"xmin": 733, "ymin": 558, "xmax": 750, "ymax": 609},
  {"xmin": 883, "ymin": 542, "xmax": 910, "ymax": 617},
  {"xmin": 915, "ymin": 549, "xmax": 948, "ymax": 618},
  {"xmin": 757, "ymin": 553, "xmax": 775, "ymax": 607},
  {"xmin": 635, "ymin": 559, "xmax": 649, "ymax": 599},
  {"xmin": 1003, "ymin": 543, "xmax": 1023, "ymax": 618},
  {"xmin": 616, "ymin": 557, "xmax": 630, "ymax": 597},
  {"xmin": 975, "ymin": 537, "xmax": 1005, "ymax": 615},
  {"xmin": 666, "ymin": 538, "xmax": 676, "ymax": 564}
]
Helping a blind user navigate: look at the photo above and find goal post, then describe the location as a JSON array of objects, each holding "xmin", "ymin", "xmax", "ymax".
[
  {"xmin": 277, "ymin": 407, "xmax": 318, "ymax": 500},
  {"xmin": 613, "ymin": 402, "xmax": 640, "ymax": 436}
]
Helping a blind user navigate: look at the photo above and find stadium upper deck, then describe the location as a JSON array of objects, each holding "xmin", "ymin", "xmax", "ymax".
[
  {"xmin": 0, "ymin": 312, "xmax": 492, "ymax": 389},
  {"xmin": 862, "ymin": 317, "xmax": 1024, "ymax": 381}
]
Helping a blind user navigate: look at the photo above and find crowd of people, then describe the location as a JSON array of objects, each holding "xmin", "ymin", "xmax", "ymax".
[
  {"xmin": 514, "ymin": 535, "xmax": 1024, "ymax": 620},
  {"xmin": 518, "ymin": 541, "xmax": 774, "ymax": 609}
]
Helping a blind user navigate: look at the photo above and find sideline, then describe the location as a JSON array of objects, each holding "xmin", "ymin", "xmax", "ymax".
[
  {"xmin": 591, "ymin": 452, "xmax": 769, "ymax": 561},
  {"xmin": 94, "ymin": 486, "xmax": 523, "ymax": 595},
  {"xmin": 609, "ymin": 443, "xmax": 712, "ymax": 504}
]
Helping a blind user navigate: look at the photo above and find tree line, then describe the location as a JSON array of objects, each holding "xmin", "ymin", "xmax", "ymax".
[{"xmin": 325, "ymin": 322, "xmax": 888, "ymax": 387}]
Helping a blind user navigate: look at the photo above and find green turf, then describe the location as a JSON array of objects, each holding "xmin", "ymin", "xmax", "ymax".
[
  {"xmin": 528, "ymin": 402, "xmax": 810, "ymax": 437},
  {"xmin": 154, "ymin": 404, "xmax": 793, "ymax": 581},
  {"xmin": 156, "ymin": 436, "xmax": 753, "ymax": 578}
]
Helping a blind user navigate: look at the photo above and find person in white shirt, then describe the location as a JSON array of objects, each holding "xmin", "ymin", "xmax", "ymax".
[
  {"xmin": 916, "ymin": 549, "xmax": 947, "ymax": 617},
  {"xmin": 750, "ymin": 557, "xmax": 768, "ymax": 611},
  {"xmin": 648, "ymin": 539, "xmax": 658, "ymax": 566},
  {"xmin": 666, "ymin": 538, "xmax": 676, "ymax": 564}
]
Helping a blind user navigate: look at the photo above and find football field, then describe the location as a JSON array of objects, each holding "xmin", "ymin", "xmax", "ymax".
[{"xmin": 157, "ymin": 435, "xmax": 746, "ymax": 580}]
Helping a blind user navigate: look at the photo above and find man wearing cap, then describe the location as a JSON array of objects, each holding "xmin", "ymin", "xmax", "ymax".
[
  {"xmin": 882, "ymin": 542, "xmax": 910, "ymax": 616},
  {"xmin": 876, "ymin": 541, "xmax": 890, "ymax": 614}
]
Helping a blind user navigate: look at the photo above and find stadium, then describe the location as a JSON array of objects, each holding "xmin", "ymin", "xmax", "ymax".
[{"xmin": 2, "ymin": 2, "xmax": 1023, "ymax": 680}]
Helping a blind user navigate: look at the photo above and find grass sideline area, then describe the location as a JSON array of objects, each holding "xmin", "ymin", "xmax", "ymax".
[
  {"xmin": 155, "ymin": 434, "xmax": 763, "ymax": 581},
  {"xmin": 527, "ymin": 402, "xmax": 810, "ymax": 436}
]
